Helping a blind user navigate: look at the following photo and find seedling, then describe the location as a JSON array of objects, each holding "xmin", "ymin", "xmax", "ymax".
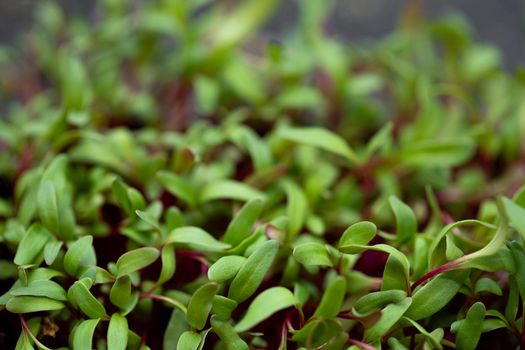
[{"xmin": 0, "ymin": 0, "xmax": 524, "ymax": 349}]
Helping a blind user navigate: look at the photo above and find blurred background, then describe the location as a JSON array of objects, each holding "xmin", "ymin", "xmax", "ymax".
[{"xmin": 1, "ymin": 0, "xmax": 524, "ymax": 67}]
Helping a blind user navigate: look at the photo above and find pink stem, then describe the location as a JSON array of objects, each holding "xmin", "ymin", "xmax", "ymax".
[
  {"xmin": 411, "ymin": 261, "xmax": 459, "ymax": 291},
  {"xmin": 347, "ymin": 338, "xmax": 378, "ymax": 350}
]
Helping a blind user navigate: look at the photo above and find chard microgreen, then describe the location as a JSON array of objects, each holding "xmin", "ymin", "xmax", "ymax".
[
  {"xmin": 6, "ymin": 296, "xmax": 65, "ymax": 314},
  {"xmin": 234, "ymin": 287, "xmax": 297, "ymax": 332},
  {"xmin": 115, "ymin": 247, "xmax": 160, "ymax": 278},
  {"xmin": 0, "ymin": 1, "xmax": 524, "ymax": 348},
  {"xmin": 73, "ymin": 318, "xmax": 100, "ymax": 350},
  {"xmin": 187, "ymin": 282, "xmax": 219, "ymax": 330},
  {"xmin": 228, "ymin": 240, "xmax": 278, "ymax": 303},
  {"xmin": 107, "ymin": 313, "xmax": 128, "ymax": 350}
]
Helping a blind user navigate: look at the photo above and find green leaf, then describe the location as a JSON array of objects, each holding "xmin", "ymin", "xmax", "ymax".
[
  {"xmin": 116, "ymin": 247, "xmax": 159, "ymax": 277},
  {"xmin": 223, "ymin": 199, "xmax": 264, "ymax": 246},
  {"xmin": 514, "ymin": 185, "xmax": 525, "ymax": 207},
  {"xmin": 199, "ymin": 180, "xmax": 265, "ymax": 203},
  {"xmin": 177, "ymin": 331, "xmax": 201, "ymax": 350},
  {"xmin": 63, "ymin": 236, "xmax": 94, "ymax": 276},
  {"xmin": 276, "ymin": 86, "xmax": 325, "ymax": 110},
  {"xmin": 195, "ymin": 75, "xmax": 219, "ymax": 114},
  {"xmin": 502, "ymin": 197, "xmax": 525, "ymax": 241},
  {"xmin": 474, "ymin": 277, "xmax": 502, "ymax": 296},
  {"xmin": 228, "ymin": 240, "xmax": 279, "ymax": 303},
  {"xmin": 164, "ymin": 309, "xmax": 189, "ymax": 350},
  {"xmin": 166, "ymin": 207, "xmax": 184, "ymax": 231},
  {"xmin": 284, "ymin": 181, "xmax": 308, "ymax": 240},
  {"xmin": 505, "ymin": 276, "xmax": 519, "ymax": 322},
  {"xmin": 279, "ymin": 127, "xmax": 359, "ymax": 164},
  {"xmin": 168, "ymin": 227, "xmax": 231, "ymax": 252},
  {"xmin": 15, "ymin": 317, "xmax": 40, "ymax": 350},
  {"xmin": 11, "ymin": 280, "xmax": 67, "ymax": 301},
  {"xmin": 381, "ymin": 255, "xmax": 409, "ymax": 292},
  {"xmin": 6, "ymin": 296, "xmax": 65, "ymax": 313},
  {"xmin": 210, "ymin": 316, "xmax": 249, "ymax": 350},
  {"xmin": 43, "ymin": 240, "xmax": 63, "ymax": 266},
  {"xmin": 157, "ymin": 243, "xmax": 176, "ymax": 286},
  {"xmin": 389, "ymin": 196, "xmax": 417, "ymax": 244},
  {"xmin": 15, "ymin": 332, "xmax": 33, "ymax": 350},
  {"xmin": 508, "ymin": 241, "xmax": 525, "ymax": 299},
  {"xmin": 158, "ymin": 171, "xmax": 196, "ymax": 207},
  {"xmin": 27, "ymin": 267, "xmax": 65, "ymax": 282},
  {"xmin": 67, "ymin": 280, "xmax": 107, "ymax": 319},
  {"xmin": 445, "ymin": 235, "xmax": 464, "ymax": 260},
  {"xmin": 37, "ymin": 181, "xmax": 60, "ymax": 235},
  {"xmin": 211, "ymin": 296, "xmax": 238, "ymax": 321},
  {"xmin": 73, "ymin": 319, "xmax": 100, "ymax": 350},
  {"xmin": 128, "ymin": 188, "xmax": 147, "ymax": 212},
  {"xmin": 400, "ymin": 317, "xmax": 442, "ymax": 349},
  {"xmin": 293, "ymin": 242, "xmax": 332, "ymax": 267},
  {"xmin": 338, "ymin": 221, "xmax": 377, "ymax": 248},
  {"xmin": 95, "ymin": 267, "xmax": 115, "ymax": 284},
  {"xmin": 70, "ymin": 132, "xmax": 139, "ymax": 179},
  {"xmin": 110, "ymin": 276, "xmax": 131, "ymax": 309},
  {"xmin": 235, "ymin": 287, "xmax": 297, "ymax": 332},
  {"xmin": 346, "ymin": 73, "xmax": 383, "ymax": 96},
  {"xmin": 428, "ymin": 219, "xmax": 495, "ymax": 268},
  {"xmin": 198, "ymin": 329, "xmax": 211, "ymax": 350},
  {"xmin": 291, "ymin": 318, "xmax": 343, "ymax": 347},
  {"xmin": 58, "ymin": 49, "xmax": 89, "ymax": 109},
  {"xmin": 457, "ymin": 201, "xmax": 508, "ymax": 268},
  {"xmin": 225, "ymin": 229, "xmax": 263, "ymax": 256},
  {"xmin": 364, "ymin": 298, "xmax": 412, "ymax": 341},
  {"xmin": 313, "ymin": 276, "xmax": 346, "ymax": 318},
  {"xmin": 462, "ymin": 45, "xmax": 500, "ymax": 80},
  {"xmin": 14, "ymin": 224, "xmax": 51, "ymax": 266},
  {"xmin": 364, "ymin": 122, "xmax": 392, "ymax": 159},
  {"xmin": 135, "ymin": 210, "xmax": 161, "ymax": 231},
  {"xmin": 340, "ymin": 244, "xmax": 410, "ymax": 286},
  {"xmin": 455, "ymin": 302, "xmax": 485, "ymax": 350},
  {"xmin": 478, "ymin": 318, "xmax": 507, "ymax": 333},
  {"xmin": 210, "ymin": 0, "xmax": 278, "ymax": 49},
  {"xmin": 187, "ymin": 282, "xmax": 219, "ymax": 330},
  {"xmin": 400, "ymin": 138, "xmax": 474, "ymax": 167},
  {"xmin": 121, "ymin": 292, "xmax": 139, "ymax": 317},
  {"xmin": 107, "ymin": 313, "xmax": 128, "ymax": 350},
  {"xmin": 208, "ymin": 256, "xmax": 247, "ymax": 282},
  {"xmin": 353, "ymin": 290, "xmax": 407, "ymax": 315},
  {"xmin": 112, "ymin": 179, "xmax": 133, "ymax": 215},
  {"xmin": 293, "ymin": 281, "xmax": 310, "ymax": 306},
  {"xmin": 127, "ymin": 329, "xmax": 142, "ymax": 349},
  {"xmin": 388, "ymin": 337, "xmax": 409, "ymax": 350},
  {"xmin": 227, "ymin": 125, "xmax": 272, "ymax": 172},
  {"xmin": 406, "ymin": 270, "xmax": 469, "ymax": 320}
]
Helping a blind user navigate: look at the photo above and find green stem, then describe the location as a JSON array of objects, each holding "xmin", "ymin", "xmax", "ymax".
[{"xmin": 141, "ymin": 292, "xmax": 187, "ymax": 314}]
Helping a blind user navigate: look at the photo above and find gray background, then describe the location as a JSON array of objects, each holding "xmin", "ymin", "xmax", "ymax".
[{"xmin": 1, "ymin": 0, "xmax": 524, "ymax": 67}]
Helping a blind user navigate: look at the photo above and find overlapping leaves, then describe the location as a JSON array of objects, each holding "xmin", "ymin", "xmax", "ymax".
[{"xmin": 0, "ymin": 0, "xmax": 524, "ymax": 349}]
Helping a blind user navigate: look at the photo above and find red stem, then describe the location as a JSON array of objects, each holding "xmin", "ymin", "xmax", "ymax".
[
  {"xmin": 411, "ymin": 261, "xmax": 459, "ymax": 291},
  {"xmin": 347, "ymin": 338, "xmax": 378, "ymax": 350},
  {"xmin": 19, "ymin": 315, "xmax": 28, "ymax": 332},
  {"xmin": 338, "ymin": 310, "xmax": 356, "ymax": 320}
]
